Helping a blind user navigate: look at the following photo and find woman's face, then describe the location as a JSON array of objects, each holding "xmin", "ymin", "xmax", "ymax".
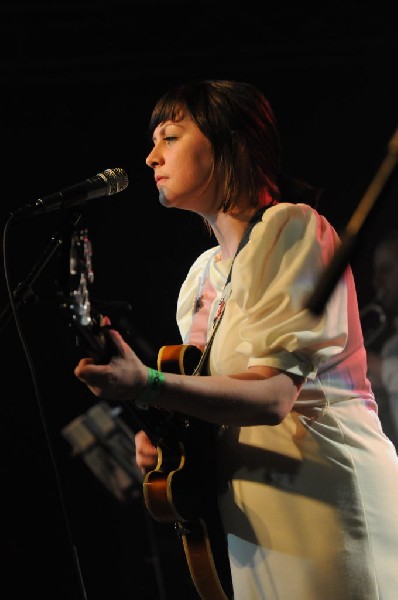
[{"xmin": 145, "ymin": 113, "xmax": 223, "ymax": 217}]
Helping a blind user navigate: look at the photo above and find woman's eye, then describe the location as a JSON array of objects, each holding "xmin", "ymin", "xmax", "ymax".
[{"xmin": 164, "ymin": 136, "xmax": 177, "ymax": 143}]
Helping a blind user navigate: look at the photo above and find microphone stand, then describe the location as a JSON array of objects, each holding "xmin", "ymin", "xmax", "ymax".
[
  {"xmin": 305, "ymin": 126, "xmax": 398, "ymax": 316},
  {"xmin": 1, "ymin": 210, "xmax": 92, "ymax": 599},
  {"xmin": 0, "ymin": 212, "xmax": 82, "ymax": 334}
]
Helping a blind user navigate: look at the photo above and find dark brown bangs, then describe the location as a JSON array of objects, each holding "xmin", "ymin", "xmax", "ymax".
[{"xmin": 148, "ymin": 96, "xmax": 186, "ymax": 135}]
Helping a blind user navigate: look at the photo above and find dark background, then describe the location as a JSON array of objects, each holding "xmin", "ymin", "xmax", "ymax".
[{"xmin": 1, "ymin": 3, "xmax": 397, "ymax": 599}]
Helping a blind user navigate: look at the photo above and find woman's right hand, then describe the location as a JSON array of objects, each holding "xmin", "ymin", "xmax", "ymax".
[{"xmin": 135, "ymin": 430, "xmax": 158, "ymax": 474}]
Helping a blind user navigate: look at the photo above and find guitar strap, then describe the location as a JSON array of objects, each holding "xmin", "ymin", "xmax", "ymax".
[{"xmin": 192, "ymin": 203, "xmax": 274, "ymax": 376}]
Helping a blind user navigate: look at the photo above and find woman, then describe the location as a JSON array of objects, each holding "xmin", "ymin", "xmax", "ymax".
[{"xmin": 74, "ymin": 79, "xmax": 398, "ymax": 599}]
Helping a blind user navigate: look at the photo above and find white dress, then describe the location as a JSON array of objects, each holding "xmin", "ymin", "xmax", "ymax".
[{"xmin": 176, "ymin": 202, "xmax": 398, "ymax": 600}]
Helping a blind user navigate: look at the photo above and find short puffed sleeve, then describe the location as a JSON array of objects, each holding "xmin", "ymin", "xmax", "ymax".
[{"xmin": 231, "ymin": 203, "xmax": 349, "ymax": 378}]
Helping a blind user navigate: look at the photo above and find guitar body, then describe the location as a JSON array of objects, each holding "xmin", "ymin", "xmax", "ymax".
[{"xmin": 141, "ymin": 344, "xmax": 233, "ymax": 600}]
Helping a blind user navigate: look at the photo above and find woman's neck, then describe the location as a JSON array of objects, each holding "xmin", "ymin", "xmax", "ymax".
[{"xmin": 209, "ymin": 209, "xmax": 257, "ymax": 260}]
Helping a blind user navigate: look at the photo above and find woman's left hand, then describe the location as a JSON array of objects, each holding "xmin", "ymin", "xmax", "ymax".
[{"xmin": 74, "ymin": 328, "xmax": 147, "ymax": 402}]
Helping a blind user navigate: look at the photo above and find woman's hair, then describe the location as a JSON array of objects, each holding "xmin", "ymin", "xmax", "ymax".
[{"xmin": 148, "ymin": 79, "xmax": 321, "ymax": 212}]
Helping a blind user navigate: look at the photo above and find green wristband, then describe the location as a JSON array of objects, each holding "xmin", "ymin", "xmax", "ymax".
[{"xmin": 135, "ymin": 367, "xmax": 165, "ymax": 409}]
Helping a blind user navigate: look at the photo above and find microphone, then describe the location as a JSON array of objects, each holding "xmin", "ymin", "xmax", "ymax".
[{"xmin": 10, "ymin": 167, "xmax": 129, "ymax": 220}]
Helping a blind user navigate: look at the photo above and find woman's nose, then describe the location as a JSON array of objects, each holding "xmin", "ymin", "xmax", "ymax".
[{"xmin": 145, "ymin": 148, "xmax": 159, "ymax": 168}]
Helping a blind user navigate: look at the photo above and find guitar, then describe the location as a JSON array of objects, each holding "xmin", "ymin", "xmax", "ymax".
[{"xmin": 65, "ymin": 227, "xmax": 233, "ymax": 600}]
